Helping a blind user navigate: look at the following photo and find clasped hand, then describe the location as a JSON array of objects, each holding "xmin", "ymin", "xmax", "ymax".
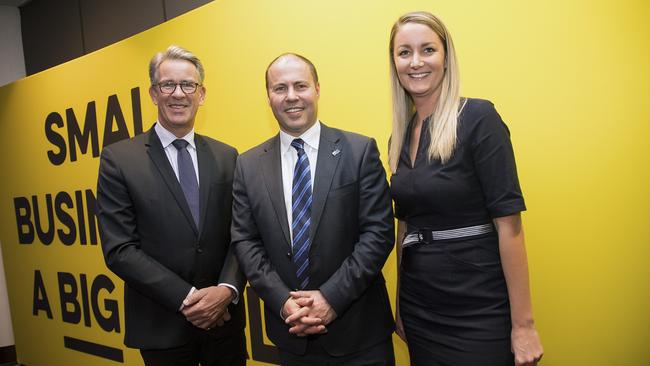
[
  {"xmin": 512, "ymin": 324, "xmax": 544, "ymax": 366},
  {"xmin": 181, "ymin": 285, "xmax": 234, "ymax": 330},
  {"xmin": 282, "ymin": 290, "xmax": 337, "ymax": 337}
]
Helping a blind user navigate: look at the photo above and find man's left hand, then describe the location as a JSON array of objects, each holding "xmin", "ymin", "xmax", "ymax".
[{"xmin": 182, "ymin": 285, "xmax": 234, "ymax": 330}]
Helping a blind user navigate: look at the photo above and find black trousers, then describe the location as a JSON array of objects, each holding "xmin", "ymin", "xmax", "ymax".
[
  {"xmin": 279, "ymin": 337, "xmax": 395, "ymax": 366},
  {"xmin": 140, "ymin": 330, "xmax": 247, "ymax": 366}
]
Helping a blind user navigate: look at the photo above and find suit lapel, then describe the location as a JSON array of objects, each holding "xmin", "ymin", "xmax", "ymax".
[
  {"xmin": 146, "ymin": 129, "xmax": 199, "ymax": 235},
  {"xmin": 195, "ymin": 134, "xmax": 211, "ymax": 239},
  {"xmin": 310, "ymin": 124, "xmax": 341, "ymax": 245},
  {"xmin": 260, "ymin": 135, "xmax": 292, "ymax": 249}
]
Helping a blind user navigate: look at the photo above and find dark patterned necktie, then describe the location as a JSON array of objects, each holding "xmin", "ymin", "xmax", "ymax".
[
  {"xmin": 291, "ymin": 138, "xmax": 312, "ymax": 289},
  {"xmin": 172, "ymin": 139, "xmax": 199, "ymax": 228}
]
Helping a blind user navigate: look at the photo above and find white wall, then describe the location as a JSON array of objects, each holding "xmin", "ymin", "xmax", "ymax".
[
  {"xmin": 0, "ymin": 5, "xmax": 21, "ymax": 347},
  {"xmin": 0, "ymin": 5, "xmax": 26, "ymax": 87},
  {"xmin": 0, "ymin": 242, "xmax": 14, "ymax": 347}
]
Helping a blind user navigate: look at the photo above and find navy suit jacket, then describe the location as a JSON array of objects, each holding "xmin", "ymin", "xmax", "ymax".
[
  {"xmin": 97, "ymin": 127, "xmax": 245, "ymax": 349},
  {"xmin": 231, "ymin": 123, "xmax": 394, "ymax": 356}
]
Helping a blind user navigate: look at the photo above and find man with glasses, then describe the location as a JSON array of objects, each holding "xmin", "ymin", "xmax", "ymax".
[{"xmin": 97, "ymin": 45, "xmax": 246, "ymax": 366}]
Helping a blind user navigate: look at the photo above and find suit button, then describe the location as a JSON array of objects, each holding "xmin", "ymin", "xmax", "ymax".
[
  {"xmin": 196, "ymin": 248, "xmax": 203, "ymax": 253},
  {"xmin": 286, "ymin": 252, "xmax": 292, "ymax": 259}
]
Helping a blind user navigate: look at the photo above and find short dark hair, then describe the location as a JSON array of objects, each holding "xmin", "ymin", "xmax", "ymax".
[{"xmin": 265, "ymin": 53, "xmax": 319, "ymax": 90}]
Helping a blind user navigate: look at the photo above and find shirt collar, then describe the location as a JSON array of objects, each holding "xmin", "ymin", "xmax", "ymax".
[
  {"xmin": 280, "ymin": 120, "xmax": 321, "ymax": 154},
  {"xmin": 154, "ymin": 122, "xmax": 196, "ymax": 149}
]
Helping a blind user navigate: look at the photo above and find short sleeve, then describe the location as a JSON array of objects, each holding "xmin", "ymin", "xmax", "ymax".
[{"xmin": 469, "ymin": 101, "xmax": 526, "ymax": 218}]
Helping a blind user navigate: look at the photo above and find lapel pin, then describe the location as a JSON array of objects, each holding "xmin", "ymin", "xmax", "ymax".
[{"xmin": 332, "ymin": 149, "xmax": 340, "ymax": 156}]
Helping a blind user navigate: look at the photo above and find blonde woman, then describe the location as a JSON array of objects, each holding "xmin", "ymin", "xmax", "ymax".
[{"xmin": 388, "ymin": 11, "xmax": 543, "ymax": 366}]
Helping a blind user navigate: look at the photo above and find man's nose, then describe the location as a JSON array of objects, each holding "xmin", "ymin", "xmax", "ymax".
[
  {"xmin": 286, "ymin": 88, "xmax": 299, "ymax": 101},
  {"xmin": 172, "ymin": 84, "xmax": 186, "ymax": 97}
]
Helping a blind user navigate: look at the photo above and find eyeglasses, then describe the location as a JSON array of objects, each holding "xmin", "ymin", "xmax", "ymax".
[{"xmin": 156, "ymin": 81, "xmax": 201, "ymax": 94}]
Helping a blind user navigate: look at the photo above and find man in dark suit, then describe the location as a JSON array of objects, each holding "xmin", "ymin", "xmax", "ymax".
[
  {"xmin": 97, "ymin": 45, "xmax": 246, "ymax": 366},
  {"xmin": 231, "ymin": 53, "xmax": 395, "ymax": 365}
]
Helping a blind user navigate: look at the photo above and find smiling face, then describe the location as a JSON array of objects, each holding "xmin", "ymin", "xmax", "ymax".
[
  {"xmin": 149, "ymin": 59, "xmax": 205, "ymax": 137},
  {"xmin": 266, "ymin": 55, "xmax": 320, "ymax": 137},
  {"xmin": 392, "ymin": 22, "xmax": 446, "ymax": 104}
]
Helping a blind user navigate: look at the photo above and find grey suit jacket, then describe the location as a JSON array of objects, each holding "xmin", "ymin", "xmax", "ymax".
[
  {"xmin": 231, "ymin": 123, "xmax": 394, "ymax": 356},
  {"xmin": 97, "ymin": 127, "xmax": 245, "ymax": 349}
]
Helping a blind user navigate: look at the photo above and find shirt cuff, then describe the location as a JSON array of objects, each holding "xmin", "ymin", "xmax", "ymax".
[
  {"xmin": 179, "ymin": 287, "xmax": 196, "ymax": 311},
  {"xmin": 218, "ymin": 283, "xmax": 240, "ymax": 304}
]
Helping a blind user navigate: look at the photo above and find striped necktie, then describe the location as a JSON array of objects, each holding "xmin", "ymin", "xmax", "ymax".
[{"xmin": 290, "ymin": 138, "xmax": 312, "ymax": 289}]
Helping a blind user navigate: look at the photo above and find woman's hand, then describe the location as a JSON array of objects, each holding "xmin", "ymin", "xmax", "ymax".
[{"xmin": 512, "ymin": 324, "xmax": 543, "ymax": 365}]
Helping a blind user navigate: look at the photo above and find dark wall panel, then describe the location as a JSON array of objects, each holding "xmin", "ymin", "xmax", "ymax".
[
  {"xmin": 20, "ymin": 0, "xmax": 212, "ymax": 75},
  {"xmin": 164, "ymin": 0, "xmax": 212, "ymax": 20},
  {"xmin": 20, "ymin": 0, "xmax": 84, "ymax": 75},
  {"xmin": 80, "ymin": 0, "xmax": 165, "ymax": 53}
]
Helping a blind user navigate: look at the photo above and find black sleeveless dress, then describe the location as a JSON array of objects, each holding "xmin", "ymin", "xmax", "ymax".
[{"xmin": 390, "ymin": 98, "xmax": 526, "ymax": 365}]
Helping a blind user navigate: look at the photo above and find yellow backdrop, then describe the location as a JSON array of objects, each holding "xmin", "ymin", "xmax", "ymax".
[{"xmin": 0, "ymin": 0, "xmax": 648, "ymax": 365}]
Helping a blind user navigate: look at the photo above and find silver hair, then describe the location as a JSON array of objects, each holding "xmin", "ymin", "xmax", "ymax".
[{"xmin": 148, "ymin": 45, "xmax": 205, "ymax": 84}]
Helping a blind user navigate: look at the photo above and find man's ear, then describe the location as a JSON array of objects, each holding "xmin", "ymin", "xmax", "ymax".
[
  {"xmin": 198, "ymin": 85, "xmax": 206, "ymax": 106},
  {"xmin": 149, "ymin": 86, "xmax": 158, "ymax": 105}
]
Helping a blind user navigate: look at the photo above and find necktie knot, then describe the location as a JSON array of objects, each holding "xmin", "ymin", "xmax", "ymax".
[
  {"xmin": 172, "ymin": 139, "xmax": 189, "ymax": 150},
  {"xmin": 291, "ymin": 138, "xmax": 305, "ymax": 152}
]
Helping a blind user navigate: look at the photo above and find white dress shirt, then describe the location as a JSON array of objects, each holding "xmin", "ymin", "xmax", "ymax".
[
  {"xmin": 154, "ymin": 123, "xmax": 239, "ymax": 307},
  {"xmin": 279, "ymin": 121, "xmax": 320, "ymax": 243}
]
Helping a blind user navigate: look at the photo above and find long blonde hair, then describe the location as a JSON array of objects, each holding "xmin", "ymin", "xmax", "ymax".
[{"xmin": 388, "ymin": 11, "xmax": 461, "ymax": 172}]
